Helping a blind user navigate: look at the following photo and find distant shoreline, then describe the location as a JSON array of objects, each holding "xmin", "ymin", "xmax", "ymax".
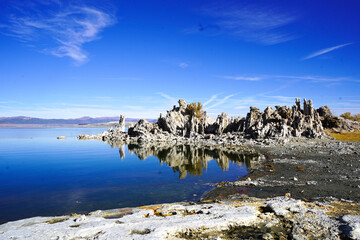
[{"xmin": 0, "ymin": 121, "xmax": 135, "ymax": 129}]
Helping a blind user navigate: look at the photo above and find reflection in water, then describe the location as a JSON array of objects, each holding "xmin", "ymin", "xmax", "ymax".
[{"xmin": 107, "ymin": 142, "xmax": 260, "ymax": 179}]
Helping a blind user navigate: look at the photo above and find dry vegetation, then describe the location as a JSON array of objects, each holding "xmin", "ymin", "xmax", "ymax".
[
  {"xmin": 323, "ymin": 112, "xmax": 360, "ymax": 141},
  {"xmin": 187, "ymin": 102, "xmax": 204, "ymax": 120},
  {"xmin": 340, "ymin": 112, "xmax": 360, "ymax": 122},
  {"xmin": 328, "ymin": 131, "xmax": 360, "ymax": 142}
]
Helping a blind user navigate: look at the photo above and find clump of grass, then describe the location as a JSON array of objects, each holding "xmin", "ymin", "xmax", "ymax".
[
  {"xmin": 69, "ymin": 224, "xmax": 81, "ymax": 228},
  {"xmin": 295, "ymin": 165, "xmax": 306, "ymax": 172},
  {"xmin": 328, "ymin": 131, "xmax": 360, "ymax": 142},
  {"xmin": 45, "ymin": 217, "xmax": 69, "ymax": 224},
  {"xmin": 187, "ymin": 102, "xmax": 204, "ymax": 120},
  {"xmin": 131, "ymin": 228, "xmax": 151, "ymax": 235},
  {"xmin": 340, "ymin": 112, "xmax": 360, "ymax": 122},
  {"xmin": 103, "ymin": 209, "xmax": 133, "ymax": 219},
  {"xmin": 264, "ymin": 163, "xmax": 275, "ymax": 172}
]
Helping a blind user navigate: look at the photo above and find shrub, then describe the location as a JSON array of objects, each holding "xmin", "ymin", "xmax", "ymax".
[
  {"xmin": 340, "ymin": 112, "xmax": 353, "ymax": 120},
  {"xmin": 187, "ymin": 102, "xmax": 204, "ymax": 120},
  {"xmin": 340, "ymin": 112, "xmax": 360, "ymax": 122},
  {"xmin": 355, "ymin": 114, "xmax": 360, "ymax": 122}
]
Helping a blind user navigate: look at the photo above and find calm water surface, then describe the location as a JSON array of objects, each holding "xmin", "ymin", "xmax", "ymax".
[{"xmin": 0, "ymin": 128, "xmax": 254, "ymax": 223}]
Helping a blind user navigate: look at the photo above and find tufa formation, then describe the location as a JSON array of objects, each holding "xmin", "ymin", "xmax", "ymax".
[
  {"xmin": 128, "ymin": 98, "xmax": 324, "ymax": 139},
  {"xmin": 78, "ymin": 98, "xmax": 360, "ymax": 143}
]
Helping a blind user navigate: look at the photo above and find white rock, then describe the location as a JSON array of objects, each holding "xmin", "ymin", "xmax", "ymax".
[
  {"xmin": 0, "ymin": 202, "xmax": 260, "ymax": 240},
  {"xmin": 266, "ymin": 196, "xmax": 302, "ymax": 216},
  {"xmin": 342, "ymin": 215, "xmax": 360, "ymax": 240}
]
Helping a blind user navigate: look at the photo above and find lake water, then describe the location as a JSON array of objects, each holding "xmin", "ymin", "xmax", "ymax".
[{"xmin": 0, "ymin": 128, "xmax": 254, "ymax": 224}]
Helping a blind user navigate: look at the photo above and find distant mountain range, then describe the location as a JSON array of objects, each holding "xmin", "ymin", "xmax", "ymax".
[{"xmin": 0, "ymin": 116, "xmax": 156, "ymax": 125}]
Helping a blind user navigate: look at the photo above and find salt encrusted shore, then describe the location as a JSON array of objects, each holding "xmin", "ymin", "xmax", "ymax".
[{"xmin": 1, "ymin": 195, "xmax": 359, "ymax": 239}]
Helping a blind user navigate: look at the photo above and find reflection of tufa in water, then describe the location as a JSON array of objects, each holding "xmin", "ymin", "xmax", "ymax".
[{"xmin": 109, "ymin": 142, "xmax": 262, "ymax": 179}]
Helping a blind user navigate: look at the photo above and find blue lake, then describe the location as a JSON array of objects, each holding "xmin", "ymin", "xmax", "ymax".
[{"xmin": 0, "ymin": 128, "xmax": 253, "ymax": 224}]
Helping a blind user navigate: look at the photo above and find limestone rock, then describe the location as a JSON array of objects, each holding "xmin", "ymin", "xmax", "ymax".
[
  {"xmin": 315, "ymin": 105, "xmax": 360, "ymax": 132},
  {"xmin": 317, "ymin": 106, "xmax": 332, "ymax": 118},
  {"xmin": 341, "ymin": 215, "xmax": 360, "ymax": 239},
  {"xmin": 157, "ymin": 99, "xmax": 190, "ymax": 136},
  {"xmin": 320, "ymin": 116, "xmax": 360, "ymax": 132},
  {"xmin": 241, "ymin": 98, "xmax": 323, "ymax": 138},
  {"xmin": 1, "ymin": 196, "xmax": 354, "ymax": 240},
  {"xmin": 78, "ymin": 98, "xmax": 329, "ymax": 142},
  {"xmin": 128, "ymin": 119, "xmax": 157, "ymax": 138},
  {"xmin": 119, "ymin": 115, "xmax": 125, "ymax": 132}
]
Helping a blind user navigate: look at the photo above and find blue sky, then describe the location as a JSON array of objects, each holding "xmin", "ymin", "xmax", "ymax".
[{"xmin": 1, "ymin": 0, "xmax": 359, "ymax": 119}]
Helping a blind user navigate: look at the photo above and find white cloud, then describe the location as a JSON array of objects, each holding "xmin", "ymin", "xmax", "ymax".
[
  {"xmin": 303, "ymin": 43, "xmax": 353, "ymax": 60},
  {"xmin": 262, "ymin": 95, "xmax": 296, "ymax": 102},
  {"xmin": 123, "ymin": 105, "xmax": 145, "ymax": 110},
  {"xmin": 273, "ymin": 75, "xmax": 356, "ymax": 83},
  {"xmin": 3, "ymin": 2, "xmax": 115, "ymax": 64},
  {"xmin": 178, "ymin": 62, "xmax": 189, "ymax": 68},
  {"xmin": 222, "ymin": 74, "xmax": 358, "ymax": 83},
  {"xmin": 222, "ymin": 76, "xmax": 262, "ymax": 81},
  {"xmin": 207, "ymin": 94, "xmax": 234, "ymax": 109},
  {"xmin": 100, "ymin": 77, "xmax": 143, "ymax": 81},
  {"xmin": 203, "ymin": 94, "xmax": 218, "ymax": 106},
  {"xmin": 56, "ymin": 103, "xmax": 112, "ymax": 108},
  {"xmin": 157, "ymin": 92, "xmax": 177, "ymax": 103},
  {"xmin": 203, "ymin": 5, "xmax": 297, "ymax": 45},
  {"xmin": 332, "ymin": 108, "xmax": 360, "ymax": 116}
]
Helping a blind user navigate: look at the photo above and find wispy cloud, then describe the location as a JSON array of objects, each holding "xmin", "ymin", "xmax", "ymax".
[
  {"xmin": 222, "ymin": 75, "xmax": 262, "ymax": 81},
  {"xmin": 335, "ymin": 102, "xmax": 360, "ymax": 107},
  {"xmin": 123, "ymin": 105, "xmax": 145, "ymax": 110},
  {"xmin": 203, "ymin": 94, "xmax": 218, "ymax": 106},
  {"xmin": 100, "ymin": 77, "xmax": 143, "ymax": 81},
  {"xmin": 157, "ymin": 92, "xmax": 176, "ymax": 103},
  {"xmin": 303, "ymin": 43, "xmax": 353, "ymax": 60},
  {"xmin": 262, "ymin": 95, "xmax": 296, "ymax": 102},
  {"xmin": 178, "ymin": 62, "xmax": 189, "ymax": 68},
  {"xmin": 222, "ymin": 74, "xmax": 358, "ymax": 83},
  {"xmin": 207, "ymin": 94, "xmax": 235, "ymax": 109},
  {"xmin": 2, "ymin": 1, "xmax": 115, "ymax": 64},
  {"xmin": 56, "ymin": 103, "xmax": 112, "ymax": 108},
  {"xmin": 203, "ymin": 4, "xmax": 297, "ymax": 45},
  {"xmin": 273, "ymin": 75, "xmax": 357, "ymax": 83},
  {"xmin": 332, "ymin": 108, "xmax": 360, "ymax": 115}
]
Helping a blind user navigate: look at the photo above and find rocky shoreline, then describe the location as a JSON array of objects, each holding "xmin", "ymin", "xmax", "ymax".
[
  {"xmin": 203, "ymin": 138, "xmax": 360, "ymax": 202},
  {"xmin": 1, "ymin": 99, "xmax": 360, "ymax": 239},
  {"xmin": 1, "ymin": 194, "xmax": 359, "ymax": 239}
]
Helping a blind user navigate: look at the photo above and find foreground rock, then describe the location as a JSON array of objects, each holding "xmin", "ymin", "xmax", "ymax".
[{"xmin": 1, "ymin": 195, "xmax": 358, "ymax": 240}]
